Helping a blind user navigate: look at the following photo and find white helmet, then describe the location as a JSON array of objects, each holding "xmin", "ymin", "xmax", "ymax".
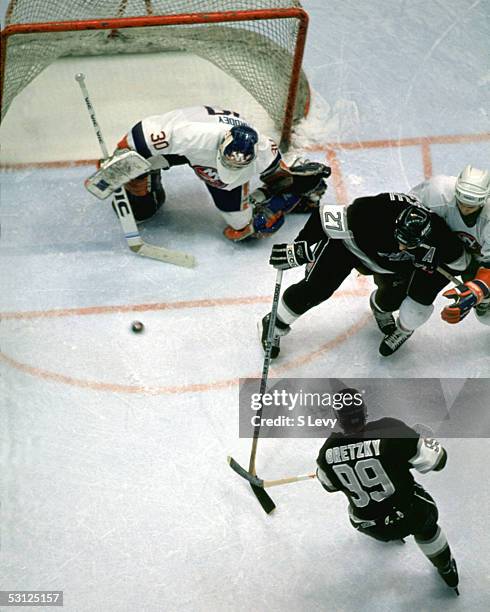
[{"xmin": 455, "ymin": 165, "xmax": 490, "ymax": 207}]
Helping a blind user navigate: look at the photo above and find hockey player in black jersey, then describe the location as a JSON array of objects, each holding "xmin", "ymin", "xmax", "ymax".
[
  {"xmin": 316, "ymin": 389, "xmax": 459, "ymax": 595},
  {"xmin": 261, "ymin": 192, "xmax": 469, "ymax": 356}
]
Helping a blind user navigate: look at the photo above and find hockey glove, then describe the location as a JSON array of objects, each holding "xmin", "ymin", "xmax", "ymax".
[
  {"xmin": 269, "ymin": 241, "xmax": 314, "ymax": 270},
  {"xmin": 287, "ymin": 160, "xmax": 331, "ymax": 201},
  {"xmin": 441, "ymin": 279, "xmax": 490, "ymax": 324},
  {"xmin": 261, "ymin": 159, "xmax": 331, "ymax": 201}
]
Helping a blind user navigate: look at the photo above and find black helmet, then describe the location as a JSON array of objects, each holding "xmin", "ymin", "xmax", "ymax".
[
  {"xmin": 394, "ymin": 205, "xmax": 432, "ymax": 248},
  {"xmin": 333, "ymin": 388, "xmax": 367, "ymax": 433}
]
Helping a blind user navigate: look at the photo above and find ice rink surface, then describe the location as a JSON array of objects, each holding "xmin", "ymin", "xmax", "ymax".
[{"xmin": 1, "ymin": 1, "xmax": 489, "ymax": 610}]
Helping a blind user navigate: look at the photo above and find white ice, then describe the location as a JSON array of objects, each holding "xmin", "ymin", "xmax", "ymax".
[{"xmin": 1, "ymin": 1, "xmax": 489, "ymax": 611}]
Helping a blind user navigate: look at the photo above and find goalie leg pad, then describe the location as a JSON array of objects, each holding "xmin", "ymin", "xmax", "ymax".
[
  {"xmin": 253, "ymin": 208, "xmax": 285, "ymax": 235},
  {"xmin": 115, "ymin": 171, "xmax": 165, "ymax": 223}
]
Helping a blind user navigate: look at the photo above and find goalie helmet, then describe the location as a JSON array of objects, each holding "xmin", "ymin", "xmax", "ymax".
[
  {"xmin": 394, "ymin": 205, "xmax": 432, "ymax": 248},
  {"xmin": 333, "ymin": 388, "xmax": 367, "ymax": 433},
  {"xmin": 455, "ymin": 165, "xmax": 490, "ymax": 207},
  {"xmin": 217, "ymin": 125, "xmax": 258, "ymax": 182}
]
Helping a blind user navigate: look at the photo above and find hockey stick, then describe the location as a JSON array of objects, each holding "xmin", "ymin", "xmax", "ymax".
[
  {"xmin": 228, "ymin": 268, "xmax": 283, "ymax": 514},
  {"xmin": 249, "ymin": 268, "xmax": 283, "ymax": 473},
  {"xmin": 229, "ymin": 419, "xmax": 441, "ymax": 488},
  {"xmin": 75, "ymin": 73, "xmax": 195, "ymax": 268},
  {"xmin": 436, "ymin": 266, "xmax": 465, "ymax": 290},
  {"xmin": 228, "ymin": 456, "xmax": 316, "ymax": 489}
]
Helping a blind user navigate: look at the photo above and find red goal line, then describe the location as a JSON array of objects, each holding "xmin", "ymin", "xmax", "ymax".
[
  {"xmin": 308, "ymin": 131, "xmax": 490, "ymax": 204},
  {"xmin": 2, "ymin": 131, "xmax": 488, "ymax": 172}
]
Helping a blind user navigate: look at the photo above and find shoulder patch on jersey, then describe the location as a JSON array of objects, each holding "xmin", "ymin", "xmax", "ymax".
[
  {"xmin": 410, "ymin": 436, "xmax": 443, "ymax": 473},
  {"xmin": 193, "ymin": 166, "xmax": 227, "ymax": 188},
  {"xmin": 320, "ymin": 204, "xmax": 352, "ymax": 239}
]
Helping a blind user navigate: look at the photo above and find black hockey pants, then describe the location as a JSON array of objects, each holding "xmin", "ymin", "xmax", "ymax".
[
  {"xmin": 349, "ymin": 483, "xmax": 439, "ymax": 542},
  {"xmin": 282, "ymin": 239, "xmax": 450, "ymax": 317}
]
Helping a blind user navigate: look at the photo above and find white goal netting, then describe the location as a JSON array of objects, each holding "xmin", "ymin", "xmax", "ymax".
[{"xmin": 1, "ymin": 0, "xmax": 310, "ymax": 146}]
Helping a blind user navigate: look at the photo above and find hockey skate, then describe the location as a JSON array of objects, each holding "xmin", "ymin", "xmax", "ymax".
[
  {"xmin": 369, "ymin": 291, "xmax": 396, "ymax": 335},
  {"xmin": 437, "ymin": 558, "xmax": 459, "ymax": 595},
  {"xmin": 379, "ymin": 324, "xmax": 413, "ymax": 356},
  {"xmin": 259, "ymin": 313, "xmax": 290, "ymax": 359}
]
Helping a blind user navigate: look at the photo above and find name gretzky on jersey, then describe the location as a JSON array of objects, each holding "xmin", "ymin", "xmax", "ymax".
[{"xmin": 325, "ymin": 440, "xmax": 381, "ymax": 464}]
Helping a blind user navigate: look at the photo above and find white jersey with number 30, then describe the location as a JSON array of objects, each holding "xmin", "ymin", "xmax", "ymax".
[
  {"xmin": 410, "ymin": 175, "xmax": 490, "ymax": 265},
  {"xmin": 123, "ymin": 106, "xmax": 279, "ymax": 191}
]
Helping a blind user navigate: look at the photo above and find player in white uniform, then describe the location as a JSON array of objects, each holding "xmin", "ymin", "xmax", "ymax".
[
  {"xmin": 410, "ymin": 165, "xmax": 490, "ymax": 324},
  {"xmin": 113, "ymin": 106, "xmax": 330, "ymax": 240}
]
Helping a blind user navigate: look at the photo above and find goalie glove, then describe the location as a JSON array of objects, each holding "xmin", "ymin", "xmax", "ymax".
[
  {"xmin": 262, "ymin": 159, "xmax": 331, "ymax": 202},
  {"xmin": 287, "ymin": 159, "xmax": 331, "ymax": 201},
  {"xmin": 269, "ymin": 241, "xmax": 314, "ymax": 270},
  {"xmin": 441, "ymin": 279, "xmax": 490, "ymax": 324}
]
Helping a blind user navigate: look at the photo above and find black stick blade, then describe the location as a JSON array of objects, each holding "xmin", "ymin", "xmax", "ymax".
[
  {"xmin": 227, "ymin": 456, "xmax": 276, "ymax": 514},
  {"xmin": 250, "ymin": 484, "xmax": 276, "ymax": 514},
  {"xmin": 227, "ymin": 456, "xmax": 263, "ymax": 486}
]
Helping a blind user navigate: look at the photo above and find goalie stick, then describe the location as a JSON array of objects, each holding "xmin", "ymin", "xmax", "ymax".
[
  {"xmin": 75, "ymin": 73, "xmax": 195, "ymax": 268},
  {"xmin": 228, "ymin": 269, "xmax": 283, "ymax": 514}
]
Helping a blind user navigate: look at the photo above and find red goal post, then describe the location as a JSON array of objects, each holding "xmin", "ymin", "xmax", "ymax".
[{"xmin": 1, "ymin": 1, "xmax": 310, "ymax": 149}]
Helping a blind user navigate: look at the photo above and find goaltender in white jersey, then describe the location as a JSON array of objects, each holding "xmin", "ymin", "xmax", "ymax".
[
  {"xmin": 124, "ymin": 106, "xmax": 277, "ymax": 190},
  {"xmin": 410, "ymin": 165, "xmax": 490, "ymax": 325},
  {"xmin": 111, "ymin": 105, "xmax": 330, "ymax": 241}
]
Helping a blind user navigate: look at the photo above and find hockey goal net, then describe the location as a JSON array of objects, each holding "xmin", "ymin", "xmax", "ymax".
[{"xmin": 1, "ymin": 0, "xmax": 310, "ymax": 148}]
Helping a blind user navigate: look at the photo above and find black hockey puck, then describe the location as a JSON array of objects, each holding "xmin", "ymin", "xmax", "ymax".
[{"xmin": 131, "ymin": 321, "xmax": 144, "ymax": 333}]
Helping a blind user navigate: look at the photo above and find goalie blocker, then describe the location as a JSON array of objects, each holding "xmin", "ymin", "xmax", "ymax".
[{"xmin": 85, "ymin": 150, "xmax": 152, "ymax": 199}]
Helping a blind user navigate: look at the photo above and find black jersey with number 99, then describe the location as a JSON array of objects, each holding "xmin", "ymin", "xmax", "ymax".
[{"xmin": 316, "ymin": 417, "xmax": 444, "ymax": 519}]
